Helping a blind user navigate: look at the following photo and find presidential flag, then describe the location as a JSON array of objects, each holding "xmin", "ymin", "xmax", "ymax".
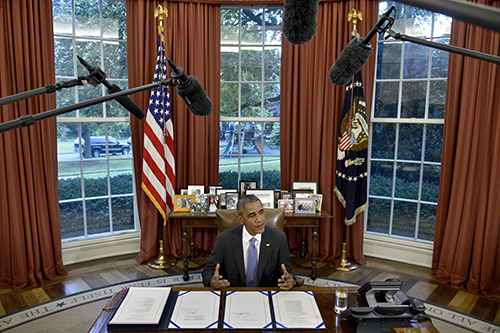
[
  {"xmin": 334, "ymin": 71, "xmax": 368, "ymax": 225},
  {"xmin": 142, "ymin": 29, "xmax": 175, "ymax": 221}
]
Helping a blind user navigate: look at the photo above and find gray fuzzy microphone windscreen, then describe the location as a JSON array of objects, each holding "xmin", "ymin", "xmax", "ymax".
[
  {"xmin": 283, "ymin": 0, "xmax": 320, "ymax": 45},
  {"xmin": 328, "ymin": 37, "xmax": 373, "ymax": 87}
]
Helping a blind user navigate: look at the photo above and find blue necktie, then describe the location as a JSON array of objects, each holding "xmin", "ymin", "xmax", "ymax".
[{"xmin": 246, "ymin": 237, "xmax": 258, "ymax": 287}]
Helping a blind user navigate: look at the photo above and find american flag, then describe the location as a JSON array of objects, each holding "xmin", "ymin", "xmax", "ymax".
[
  {"xmin": 334, "ymin": 71, "xmax": 368, "ymax": 225},
  {"xmin": 141, "ymin": 31, "xmax": 175, "ymax": 221}
]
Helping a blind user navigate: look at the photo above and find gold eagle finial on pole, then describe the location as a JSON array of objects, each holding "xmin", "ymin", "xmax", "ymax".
[
  {"xmin": 155, "ymin": 5, "xmax": 168, "ymax": 27},
  {"xmin": 348, "ymin": 9, "xmax": 362, "ymax": 37}
]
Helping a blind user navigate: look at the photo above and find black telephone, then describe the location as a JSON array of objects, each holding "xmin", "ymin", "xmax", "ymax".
[{"xmin": 341, "ymin": 279, "xmax": 427, "ymax": 333}]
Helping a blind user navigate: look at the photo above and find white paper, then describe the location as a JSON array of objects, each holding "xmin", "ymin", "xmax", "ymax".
[
  {"xmin": 168, "ymin": 291, "xmax": 220, "ymax": 329},
  {"xmin": 271, "ymin": 291, "xmax": 325, "ymax": 329},
  {"xmin": 223, "ymin": 291, "xmax": 273, "ymax": 329},
  {"xmin": 109, "ymin": 287, "xmax": 171, "ymax": 325}
]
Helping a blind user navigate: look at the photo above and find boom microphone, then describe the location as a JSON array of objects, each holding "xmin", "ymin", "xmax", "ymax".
[
  {"xmin": 328, "ymin": 5, "xmax": 396, "ymax": 87},
  {"xmin": 283, "ymin": 0, "xmax": 320, "ymax": 45},
  {"xmin": 167, "ymin": 59, "xmax": 213, "ymax": 116},
  {"xmin": 77, "ymin": 56, "xmax": 145, "ymax": 119}
]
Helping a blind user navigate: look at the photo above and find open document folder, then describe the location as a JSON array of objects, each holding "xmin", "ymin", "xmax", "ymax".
[
  {"xmin": 271, "ymin": 291, "xmax": 325, "ymax": 329},
  {"xmin": 168, "ymin": 291, "xmax": 220, "ymax": 329},
  {"xmin": 223, "ymin": 291, "xmax": 273, "ymax": 329}
]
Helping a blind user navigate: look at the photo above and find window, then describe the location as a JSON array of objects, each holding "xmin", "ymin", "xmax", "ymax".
[
  {"xmin": 53, "ymin": 0, "xmax": 138, "ymax": 241},
  {"xmin": 219, "ymin": 6, "xmax": 282, "ymax": 190},
  {"xmin": 367, "ymin": 1, "xmax": 451, "ymax": 242}
]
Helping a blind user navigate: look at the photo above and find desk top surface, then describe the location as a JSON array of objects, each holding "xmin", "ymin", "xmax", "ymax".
[{"xmin": 89, "ymin": 286, "xmax": 438, "ymax": 333}]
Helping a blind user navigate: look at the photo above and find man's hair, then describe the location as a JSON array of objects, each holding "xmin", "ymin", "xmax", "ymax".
[{"xmin": 237, "ymin": 194, "xmax": 262, "ymax": 215}]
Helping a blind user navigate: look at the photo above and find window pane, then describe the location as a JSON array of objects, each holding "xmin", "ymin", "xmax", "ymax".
[
  {"xmin": 221, "ymin": 9, "xmax": 239, "ymax": 45},
  {"xmin": 264, "ymin": 121, "xmax": 280, "ymax": 152},
  {"xmin": 433, "ymin": 13, "xmax": 452, "ymax": 37},
  {"xmin": 56, "ymin": 87, "xmax": 77, "ymax": 116},
  {"xmin": 220, "ymin": 121, "xmax": 238, "ymax": 154},
  {"xmin": 240, "ymin": 156, "xmax": 261, "ymax": 185},
  {"xmin": 264, "ymin": 8, "xmax": 282, "ymax": 44},
  {"xmin": 86, "ymin": 198, "xmax": 110, "ymax": 234},
  {"xmin": 110, "ymin": 160, "xmax": 133, "ymax": 195},
  {"xmin": 112, "ymin": 196, "xmax": 134, "ymax": 231},
  {"xmin": 60, "ymin": 201, "xmax": 84, "ymax": 238},
  {"xmin": 421, "ymin": 165, "xmax": 440, "ymax": 202},
  {"xmin": 403, "ymin": 43, "xmax": 429, "ymax": 79},
  {"xmin": 431, "ymin": 39, "xmax": 450, "ymax": 78},
  {"xmin": 374, "ymin": 81, "xmax": 399, "ymax": 118},
  {"xmin": 376, "ymin": 42, "xmax": 401, "ymax": 80},
  {"xmin": 221, "ymin": 47, "xmax": 239, "ymax": 81},
  {"xmin": 401, "ymin": 81, "xmax": 426, "ymax": 118},
  {"xmin": 102, "ymin": 0, "xmax": 127, "ymax": 39},
  {"xmin": 83, "ymin": 161, "xmax": 108, "ymax": 197},
  {"xmin": 220, "ymin": 83, "xmax": 239, "ymax": 117},
  {"xmin": 428, "ymin": 81, "xmax": 446, "ymax": 119},
  {"xmin": 367, "ymin": 198, "xmax": 391, "ymax": 234},
  {"xmin": 241, "ymin": 47, "xmax": 262, "ymax": 81},
  {"xmin": 103, "ymin": 41, "xmax": 127, "ymax": 79},
  {"xmin": 264, "ymin": 83, "xmax": 280, "ymax": 117},
  {"xmin": 241, "ymin": 83, "xmax": 262, "ymax": 117},
  {"xmin": 264, "ymin": 47, "xmax": 280, "ymax": 81},
  {"xmin": 241, "ymin": 8, "xmax": 263, "ymax": 44},
  {"xmin": 397, "ymin": 123, "xmax": 423, "ymax": 161},
  {"xmin": 425, "ymin": 124, "xmax": 443, "ymax": 162},
  {"xmin": 55, "ymin": 37, "xmax": 74, "ymax": 77},
  {"xmin": 219, "ymin": 155, "xmax": 239, "ymax": 188},
  {"xmin": 75, "ymin": 0, "xmax": 100, "ymax": 37},
  {"xmin": 369, "ymin": 161, "xmax": 394, "ymax": 197},
  {"xmin": 53, "ymin": 1, "xmax": 73, "ymax": 35},
  {"xmin": 241, "ymin": 122, "xmax": 262, "ymax": 155},
  {"xmin": 392, "ymin": 200, "xmax": 417, "ymax": 238},
  {"xmin": 395, "ymin": 162, "xmax": 420, "ymax": 200},
  {"xmin": 405, "ymin": 6, "xmax": 432, "ymax": 37},
  {"xmin": 371, "ymin": 123, "xmax": 396, "ymax": 159},
  {"xmin": 418, "ymin": 204, "xmax": 436, "ymax": 241},
  {"xmin": 263, "ymin": 156, "xmax": 280, "ymax": 189},
  {"xmin": 76, "ymin": 40, "xmax": 101, "ymax": 76},
  {"xmin": 105, "ymin": 81, "xmax": 130, "ymax": 118}
]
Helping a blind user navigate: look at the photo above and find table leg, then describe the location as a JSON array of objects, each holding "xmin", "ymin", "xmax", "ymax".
[
  {"xmin": 311, "ymin": 226, "xmax": 318, "ymax": 280},
  {"xmin": 189, "ymin": 227, "xmax": 195, "ymax": 260},
  {"xmin": 182, "ymin": 227, "xmax": 190, "ymax": 281},
  {"xmin": 300, "ymin": 227, "xmax": 307, "ymax": 258}
]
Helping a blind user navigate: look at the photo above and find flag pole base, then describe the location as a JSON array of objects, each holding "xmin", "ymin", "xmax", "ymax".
[
  {"xmin": 148, "ymin": 240, "xmax": 177, "ymax": 269},
  {"xmin": 331, "ymin": 242, "xmax": 357, "ymax": 272}
]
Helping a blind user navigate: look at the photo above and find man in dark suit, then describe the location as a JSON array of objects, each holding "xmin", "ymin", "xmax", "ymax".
[{"xmin": 202, "ymin": 195, "xmax": 296, "ymax": 290}]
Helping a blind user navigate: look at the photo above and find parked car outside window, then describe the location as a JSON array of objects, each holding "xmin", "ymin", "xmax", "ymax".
[{"xmin": 73, "ymin": 136, "xmax": 130, "ymax": 158}]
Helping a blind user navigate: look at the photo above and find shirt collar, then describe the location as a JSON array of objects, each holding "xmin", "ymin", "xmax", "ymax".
[{"xmin": 242, "ymin": 225, "xmax": 262, "ymax": 244}]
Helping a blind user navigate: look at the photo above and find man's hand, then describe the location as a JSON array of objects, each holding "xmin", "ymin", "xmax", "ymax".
[
  {"xmin": 278, "ymin": 263, "xmax": 295, "ymax": 290},
  {"xmin": 210, "ymin": 263, "xmax": 230, "ymax": 289}
]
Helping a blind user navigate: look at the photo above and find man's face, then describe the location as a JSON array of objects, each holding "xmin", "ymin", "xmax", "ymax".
[{"xmin": 237, "ymin": 201, "xmax": 265, "ymax": 236}]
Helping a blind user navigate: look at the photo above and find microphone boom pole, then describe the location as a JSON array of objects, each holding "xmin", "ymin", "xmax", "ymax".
[{"xmin": 0, "ymin": 79, "xmax": 175, "ymax": 134}]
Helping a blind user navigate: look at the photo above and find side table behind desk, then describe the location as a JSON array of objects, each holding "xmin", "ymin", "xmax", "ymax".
[{"xmin": 170, "ymin": 209, "xmax": 333, "ymax": 281}]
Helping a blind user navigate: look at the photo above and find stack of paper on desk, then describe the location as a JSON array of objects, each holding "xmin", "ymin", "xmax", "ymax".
[
  {"xmin": 271, "ymin": 291, "xmax": 325, "ymax": 329},
  {"xmin": 108, "ymin": 287, "xmax": 172, "ymax": 330}
]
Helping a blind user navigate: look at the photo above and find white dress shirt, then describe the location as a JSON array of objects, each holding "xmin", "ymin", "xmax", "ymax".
[{"xmin": 242, "ymin": 226, "xmax": 262, "ymax": 275}]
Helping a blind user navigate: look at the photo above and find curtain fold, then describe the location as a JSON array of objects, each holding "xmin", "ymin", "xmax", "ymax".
[
  {"xmin": 0, "ymin": 0, "xmax": 67, "ymax": 291},
  {"xmin": 280, "ymin": 0, "xmax": 377, "ymax": 264},
  {"xmin": 432, "ymin": 0, "xmax": 500, "ymax": 297},
  {"xmin": 127, "ymin": 0, "xmax": 221, "ymax": 263}
]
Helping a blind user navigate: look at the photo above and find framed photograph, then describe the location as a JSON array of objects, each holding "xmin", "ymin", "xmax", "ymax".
[
  {"xmin": 280, "ymin": 191, "xmax": 292, "ymax": 200},
  {"xmin": 190, "ymin": 196, "xmax": 208, "ymax": 213},
  {"xmin": 311, "ymin": 194, "xmax": 323, "ymax": 212},
  {"xmin": 225, "ymin": 192, "xmax": 239, "ymax": 210},
  {"xmin": 216, "ymin": 188, "xmax": 237, "ymax": 207},
  {"xmin": 187, "ymin": 185, "xmax": 205, "ymax": 196},
  {"xmin": 174, "ymin": 194, "xmax": 196, "ymax": 212},
  {"xmin": 239, "ymin": 180, "xmax": 257, "ymax": 195},
  {"xmin": 207, "ymin": 195, "xmax": 220, "ymax": 213},
  {"xmin": 246, "ymin": 189, "xmax": 275, "ymax": 208},
  {"xmin": 293, "ymin": 189, "xmax": 313, "ymax": 198},
  {"xmin": 294, "ymin": 197, "xmax": 316, "ymax": 214},
  {"xmin": 179, "ymin": 188, "xmax": 188, "ymax": 195},
  {"xmin": 278, "ymin": 199, "xmax": 294, "ymax": 212},
  {"xmin": 292, "ymin": 181, "xmax": 318, "ymax": 194},
  {"xmin": 209, "ymin": 185, "xmax": 222, "ymax": 195}
]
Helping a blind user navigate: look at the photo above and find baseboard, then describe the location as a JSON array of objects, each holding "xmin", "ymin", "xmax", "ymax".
[
  {"xmin": 62, "ymin": 233, "xmax": 141, "ymax": 265},
  {"xmin": 363, "ymin": 233, "xmax": 433, "ymax": 268}
]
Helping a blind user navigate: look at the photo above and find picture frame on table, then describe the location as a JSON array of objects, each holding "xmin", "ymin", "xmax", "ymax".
[
  {"xmin": 174, "ymin": 194, "xmax": 196, "ymax": 212},
  {"xmin": 190, "ymin": 195, "xmax": 208, "ymax": 213},
  {"xmin": 292, "ymin": 181, "xmax": 318, "ymax": 194},
  {"xmin": 188, "ymin": 185, "xmax": 205, "ymax": 196},
  {"xmin": 209, "ymin": 185, "xmax": 222, "ymax": 195},
  {"xmin": 294, "ymin": 197, "xmax": 316, "ymax": 214},
  {"xmin": 207, "ymin": 195, "xmax": 220, "ymax": 213},
  {"xmin": 225, "ymin": 192, "xmax": 239, "ymax": 210},
  {"xmin": 246, "ymin": 189, "xmax": 275, "ymax": 208},
  {"xmin": 293, "ymin": 189, "xmax": 313, "ymax": 198},
  {"xmin": 239, "ymin": 180, "xmax": 257, "ymax": 195},
  {"xmin": 179, "ymin": 188, "xmax": 188, "ymax": 195},
  {"xmin": 310, "ymin": 194, "xmax": 323, "ymax": 212},
  {"xmin": 216, "ymin": 188, "xmax": 238, "ymax": 207},
  {"xmin": 278, "ymin": 199, "xmax": 294, "ymax": 212},
  {"xmin": 280, "ymin": 191, "xmax": 292, "ymax": 200}
]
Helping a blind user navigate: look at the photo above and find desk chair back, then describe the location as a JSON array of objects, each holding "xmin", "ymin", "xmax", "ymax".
[{"xmin": 216, "ymin": 208, "xmax": 285, "ymax": 233}]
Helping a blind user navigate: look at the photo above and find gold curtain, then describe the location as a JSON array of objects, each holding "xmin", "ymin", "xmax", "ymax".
[
  {"xmin": 433, "ymin": 0, "xmax": 500, "ymax": 296},
  {"xmin": 0, "ymin": 0, "xmax": 67, "ymax": 290},
  {"xmin": 127, "ymin": 0, "xmax": 221, "ymax": 263}
]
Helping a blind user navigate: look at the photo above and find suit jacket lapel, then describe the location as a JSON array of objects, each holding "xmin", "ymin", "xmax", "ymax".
[
  {"xmin": 257, "ymin": 229, "xmax": 272, "ymax": 282},
  {"xmin": 230, "ymin": 225, "xmax": 245, "ymax": 283}
]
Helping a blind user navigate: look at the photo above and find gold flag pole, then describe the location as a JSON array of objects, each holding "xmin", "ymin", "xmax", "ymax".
[
  {"xmin": 332, "ymin": 9, "xmax": 362, "ymax": 272},
  {"xmin": 148, "ymin": 4, "xmax": 174, "ymax": 270}
]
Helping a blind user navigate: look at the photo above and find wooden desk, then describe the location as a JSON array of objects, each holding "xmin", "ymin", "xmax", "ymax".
[
  {"xmin": 88, "ymin": 286, "xmax": 439, "ymax": 333},
  {"xmin": 169, "ymin": 209, "xmax": 333, "ymax": 281}
]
